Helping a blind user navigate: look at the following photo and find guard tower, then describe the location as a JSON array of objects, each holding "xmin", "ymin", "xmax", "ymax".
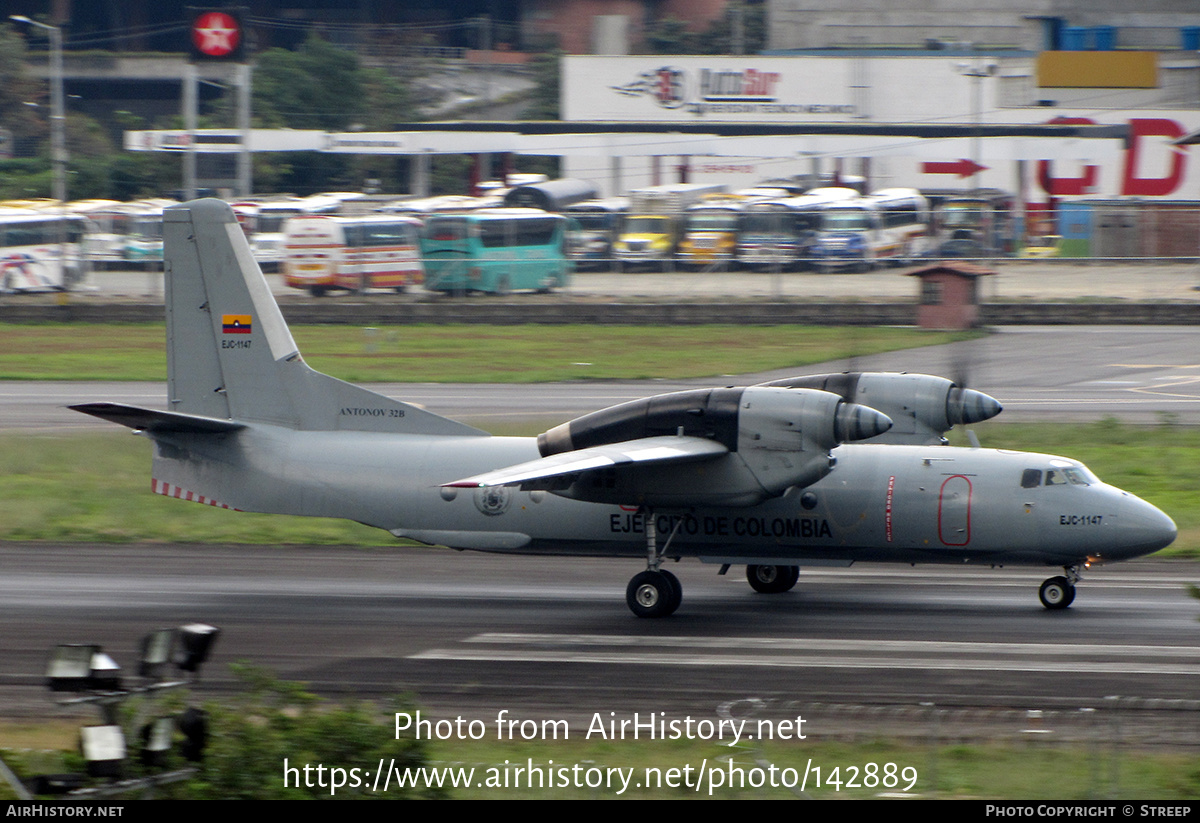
[{"xmin": 907, "ymin": 262, "xmax": 995, "ymax": 329}]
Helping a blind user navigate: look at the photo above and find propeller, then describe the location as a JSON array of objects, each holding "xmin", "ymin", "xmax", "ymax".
[{"xmin": 947, "ymin": 335, "xmax": 996, "ymax": 447}]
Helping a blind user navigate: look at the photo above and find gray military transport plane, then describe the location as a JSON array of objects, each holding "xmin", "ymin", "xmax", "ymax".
[{"xmin": 72, "ymin": 199, "xmax": 1177, "ymax": 617}]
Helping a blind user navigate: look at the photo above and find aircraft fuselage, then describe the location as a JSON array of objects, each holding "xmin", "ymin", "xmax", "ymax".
[{"xmin": 150, "ymin": 427, "xmax": 1174, "ymax": 569}]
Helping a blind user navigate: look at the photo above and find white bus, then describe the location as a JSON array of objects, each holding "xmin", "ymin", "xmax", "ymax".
[
  {"xmin": 867, "ymin": 188, "xmax": 931, "ymax": 263},
  {"xmin": 809, "ymin": 188, "xmax": 930, "ymax": 271},
  {"xmin": 254, "ymin": 193, "xmax": 366, "ymax": 270},
  {"xmin": 283, "ymin": 214, "xmax": 424, "ymax": 296},
  {"xmin": 0, "ymin": 209, "xmax": 90, "ymax": 292}
]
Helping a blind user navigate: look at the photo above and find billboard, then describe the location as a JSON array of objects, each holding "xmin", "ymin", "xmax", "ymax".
[{"xmin": 562, "ymin": 56, "xmax": 985, "ymax": 123}]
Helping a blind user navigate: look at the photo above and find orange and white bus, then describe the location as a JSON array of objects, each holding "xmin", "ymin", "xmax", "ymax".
[{"xmin": 283, "ymin": 214, "xmax": 424, "ymax": 296}]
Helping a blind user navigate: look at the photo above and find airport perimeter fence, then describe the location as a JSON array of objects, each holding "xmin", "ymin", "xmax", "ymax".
[
  {"xmin": 711, "ymin": 697, "xmax": 1200, "ymax": 798},
  {"xmin": 718, "ymin": 697, "xmax": 1200, "ymax": 751}
]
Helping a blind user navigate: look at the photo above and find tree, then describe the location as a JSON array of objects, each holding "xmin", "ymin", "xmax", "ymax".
[
  {"xmin": 524, "ymin": 50, "xmax": 561, "ymax": 121},
  {"xmin": 215, "ymin": 33, "xmax": 414, "ymax": 193},
  {"xmin": 0, "ymin": 24, "xmax": 44, "ymax": 154},
  {"xmin": 250, "ymin": 33, "xmax": 410, "ymax": 132},
  {"xmin": 643, "ymin": 3, "xmax": 767, "ymax": 55}
]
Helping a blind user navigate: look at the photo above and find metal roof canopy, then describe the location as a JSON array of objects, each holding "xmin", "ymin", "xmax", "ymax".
[
  {"xmin": 392, "ymin": 121, "xmax": 1128, "ymax": 139},
  {"xmin": 124, "ymin": 120, "xmax": 1128, "ymax": 163}
]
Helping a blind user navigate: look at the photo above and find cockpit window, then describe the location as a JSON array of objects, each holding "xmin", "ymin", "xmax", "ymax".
[
  {"xmin": 1024, "ymin": 465, "xmax": 1094, "ymax": 489},
  {"xmin": 1063, "ymin": 467, "xmax": 1091, "ymax": 486}
]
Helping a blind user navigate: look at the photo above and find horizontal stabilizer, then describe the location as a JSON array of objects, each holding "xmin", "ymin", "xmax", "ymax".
[
  {"xmin": 443, "ymin": 435, "xmax": 729, "ymax": 490},
  {"xmin": 69, "ymin": 402, "xmax": 245, "ymax": 434}
]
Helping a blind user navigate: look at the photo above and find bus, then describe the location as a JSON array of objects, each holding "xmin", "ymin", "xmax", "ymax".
[
  {"xmin": 419, "ymin": 209, "xmax": 572, "ymax": 294},
  {"xmin": 254, "ymin": 193, "xmax": 365, "ymax": 270},
  {"xmin": 502, "ymin": 178, "xmax": 597, "ymax": 212},
  {"xmin": 866, "ymin": 188, "xmax": 931, "ymax": 263},
  {"xmin": 932, "ymin": 189, "xmax": 1015, "ymax": 258},
  {"xmin": 676, "ymin": 188, "xmax": 794, "ymax": 270},
  {"xmin": 613, "ymin": 183, "xmax": 725, "ymax": 271},
  {"xmin": 120, "ymin": 204, "xmax": 170, "ymax": 267},
  {"xmin": 737, "ymin": 187, "xmax": 859, "ymax": 270},
  {"xmin": 564, "ymin": 198, "xmax": 628, "ymax": 269},
  {"xmin": 283, "ymin": 214, "xmax": 425, "ymax": 296},
  {"xmin": 77, "ymin": 199, "xmax": 175, "ymax": 269},
  {"xmin": 0, "ymin": 209, "xmax": 90, "ymax": 292},
  {"xmin": 676, "ymin": 198, "xmax": 745, "ymax": 270},
  {"xmin": 809, "ymin": 188, "xmax": 930, "ymax": 271}
]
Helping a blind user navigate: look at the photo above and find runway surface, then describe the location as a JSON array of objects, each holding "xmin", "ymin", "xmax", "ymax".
[{"xmin": 1, "ymin": 544, "xmax": 1197, "ymax": 726}]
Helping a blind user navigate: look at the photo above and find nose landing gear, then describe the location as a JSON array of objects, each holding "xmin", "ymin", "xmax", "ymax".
[{"xmin": 1039, "ymin": 565, "xmax": 1080, "ymax": 610}]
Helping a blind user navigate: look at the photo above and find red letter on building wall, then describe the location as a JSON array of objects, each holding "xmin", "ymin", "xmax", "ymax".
[
  {"xmin": 1037, "ymin": 117, "xmax": 1100, "ymax": 196},
  {"xmin": 1121, "ymin": 118, "xmax": 1188, "ymax": 197}
]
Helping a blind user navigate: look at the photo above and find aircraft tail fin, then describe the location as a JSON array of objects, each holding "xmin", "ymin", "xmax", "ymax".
[{"xmin": 162, "ymin": 199, "xmax": 483, "ymax": 435}]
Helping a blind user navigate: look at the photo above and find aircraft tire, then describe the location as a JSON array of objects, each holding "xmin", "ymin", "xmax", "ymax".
[
  {"xmin": 659, "ymin": 569, "xmax": 682, "ymax": 613},
  {"xmin": 627, "ymin": 570, "xmax": 680, "ymax": 618},
  {"xmin": 1039, "ymin": 576, "xmax": 1075, "ymax": 610},
  {"xmin": 746, "ymin": 564, "xmax": 800, "ymax": 594}
]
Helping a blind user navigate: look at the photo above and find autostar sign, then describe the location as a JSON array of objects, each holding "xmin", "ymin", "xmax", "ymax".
[
  {"xmin": 563, "ymin": 56, "xmax": 862, "ymax": 122},
  {"xmin": 191, "ymin": 10, "xmax": 242, "ymax": 60}
]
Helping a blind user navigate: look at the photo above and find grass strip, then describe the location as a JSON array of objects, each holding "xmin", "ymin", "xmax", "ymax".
[{"xmin": 0, "ymin": 323, "xmax": 974, "ymax": 383}]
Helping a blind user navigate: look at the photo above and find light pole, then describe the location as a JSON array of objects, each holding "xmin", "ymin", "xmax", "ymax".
[
  {"xmin": 11, "ymin": 15, "xmax": 70, "ymax": 290},
  {"xmin": 10, "ymin": 16, "xmax": 67, "ymax": 205},
  {"xmin": 956, "ymin": 49, "xmax": 996, "ymax": 195}
]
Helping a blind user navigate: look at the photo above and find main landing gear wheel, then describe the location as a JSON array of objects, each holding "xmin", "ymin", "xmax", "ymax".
[
  {"xmin": 746, "ymin": 564, "xmax": 800, "ymax": 594},
  {"xmin": 627, "ymin": 570, "xmax": 682, "ymax": 618},
  {"xmin": 1039, "ymin": 575, "xmax": 1076, "ymax": 610}
]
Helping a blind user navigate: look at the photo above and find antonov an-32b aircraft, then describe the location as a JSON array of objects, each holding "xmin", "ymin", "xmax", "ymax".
[{"xmin": 73, "ymin": 200, "xmax": 1177, "ymax": 617}]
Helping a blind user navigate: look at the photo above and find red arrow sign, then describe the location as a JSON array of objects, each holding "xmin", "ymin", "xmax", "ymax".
[{"xmin": 922, "ymin": 159, "xmax": 988, "ymax": 178}]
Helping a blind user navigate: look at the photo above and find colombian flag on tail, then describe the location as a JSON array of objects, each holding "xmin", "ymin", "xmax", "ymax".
[{"xmin": 222, "ymin": 314, "xmax": 252, "ymax": 334}]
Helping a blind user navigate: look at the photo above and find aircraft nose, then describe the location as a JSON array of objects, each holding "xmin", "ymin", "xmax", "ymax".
[{"xmin": 1117, "ymin": 493, "xmax": 1177, "ymax": 557}]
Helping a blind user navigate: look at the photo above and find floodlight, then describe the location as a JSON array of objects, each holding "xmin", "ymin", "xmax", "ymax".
[
  {"xmin": 80, "ymin": 725, "xmax": 125, "ymax": 779},
  {"xmin": 140, "ymin": 716, "xmax": 175, "ymax": 768},
  {"xmin": 46, "ymin": 645, "xmax": 103, "ymax": 692},
  {"xmin": 139, "ymin": 628, "xmax": 176, "ymax": 680},
  {"xmin": 174, "ymin": 624, "xmax": 219, "ymax": 673},
  {"xmin": 88, "ymin": 652, "xmax": 122, "ymax": 691}
]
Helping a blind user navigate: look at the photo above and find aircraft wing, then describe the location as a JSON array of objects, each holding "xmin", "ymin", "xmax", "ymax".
[{"xmin": 442, "ymin": 435, "xmax": 729, "ymax": 491}]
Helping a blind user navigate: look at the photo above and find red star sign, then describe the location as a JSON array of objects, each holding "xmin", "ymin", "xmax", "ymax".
[{"xmin": 192, "ymin": 12, "xmax": 241, "ymax": 58}]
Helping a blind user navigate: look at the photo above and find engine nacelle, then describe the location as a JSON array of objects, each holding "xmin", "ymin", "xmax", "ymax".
[
  {"xmin": 758, "ymin": 373, "xmax": 1001, "ymax": 445},
  {"xmin": 536, "ymin": 386, "xmax": 892, "ymax": 507}
]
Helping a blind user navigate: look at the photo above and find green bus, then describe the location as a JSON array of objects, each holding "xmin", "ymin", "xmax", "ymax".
[{"xmin": 419, "ymin": 208, "xmax": 573, "ymax": 294}]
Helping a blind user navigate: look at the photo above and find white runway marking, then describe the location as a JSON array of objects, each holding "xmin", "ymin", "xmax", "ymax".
[{"xmin": 410, "ymin": 633, "xmax": 1200, "ymax": 676}]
